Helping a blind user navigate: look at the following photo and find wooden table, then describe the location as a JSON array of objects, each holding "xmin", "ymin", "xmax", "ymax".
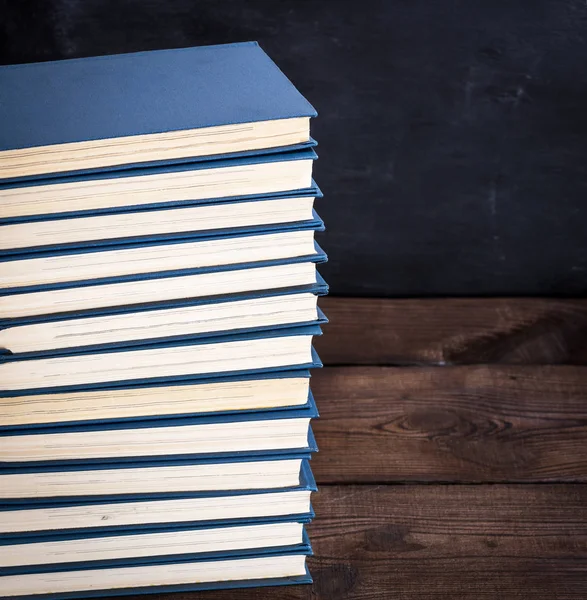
[{"xmin": 133, "ymin": 297, "xmax": 587, "ymax": 599}]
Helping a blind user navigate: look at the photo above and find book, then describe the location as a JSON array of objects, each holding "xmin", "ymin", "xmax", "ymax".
[
  {"xmin": 0, "ymin": 453, "xmax": 314, "ymax": 502},
  {"xmin": 0, "ymin": 42, "xmax": 317, "ymax": 182},
  {"xmin": 0, "ymin": 369, "xmax": 316, "ymax": 430},
  {"xmin": 0, "ymin": 187, "xmax": 322, "ymax": 255},
  {"xmin": 0, "ymin": 283, "xmax": 328, "ymax": 355},
  {"xmin": 0, "ymin": 229, "xmax": 323, "ymax": 295},
  {"xmin": 0, "ymin": 548, "xmax": 312, "ymax": 598},
  {"xmin": 0, "ymin": 255, "xmax": 326, "ymax": 321},
  {"xmin": 0, "ymin": 397, "xmax": 319, "ymax": 466},
  {"xmin": 1, "ymin": 180, "xmax": 321, "ymax": 225},
  {"xmin": 0, "ymin": 149, "xmax": 316, "ymax": 225},
  {"xmin": 0, "ymin": 520, "xmax": 313, "ymax": 574},
  {"xmin": 0, "ymin": 309, "xmax": 328, "ymax": 366},
  {"xmin": 1, "ymin": 273, "xmax": 327, "ymax": 327},
  {"xmin": 0, "ymin": 461, "xmax": 316, "ymax": 538}
]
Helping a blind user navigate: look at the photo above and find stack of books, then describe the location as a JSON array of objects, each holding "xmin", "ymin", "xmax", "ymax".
[{"xmin": 0, "ymin": 42, "xmax": 326, "ymax": 597}]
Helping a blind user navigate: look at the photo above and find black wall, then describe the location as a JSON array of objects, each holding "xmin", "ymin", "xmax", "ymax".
[{"xmin": 3, "ymin": 0, "xmax": 587, "ymax": 297}]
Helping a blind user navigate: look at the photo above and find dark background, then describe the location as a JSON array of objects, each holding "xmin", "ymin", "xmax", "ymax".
[{"xmin": 3, "ymin": 0, "xmax": 587, "ymax": 297}]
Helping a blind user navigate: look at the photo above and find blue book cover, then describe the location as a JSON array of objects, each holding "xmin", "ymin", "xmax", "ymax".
[
  {"xmin": 0, "ymin": 381, "xmax": 319, "ymax": 433},
  {"xmin": 0, "ymin": 272, "xmax": 328, "ymax": 329},
  {"xmin": 0, "ymin": 393, "xmax": 318, "ymax": 436},
  {"xmin": 0, "ymin": 448, "xmax": 317, "ymax": 503},
  {"xmin": 0, "ymin": 307, "xmax": 327, "ymax": 360},
  {"xmin": 0, "ymin": 548, "xmax": 313, "ymax": 598},
  {"xmin": 0, "ymin": 42, "xmax": 317, "ymax": 183},
  {"xmin": 0, "ymin": 245, "xmax": 327, "ymax": 336},
  {"xmin": 0, "ymin": 177, "xmax": 320, "ymax": 258},
  {"xmin": 0, "ymin": 364, "xmax": 315, "ymax": 400},
  {"xmin": 0, "ymin": 180, "xmax": 322, "ymax": 226},
  {"xmin": 0, "ymin": 394, "xmax": 319, "ymax": 468},
  {"xmin": 0, "ymin": 329, "xmax": 324, "ymax": 397},
  {"xmin": 0, "ymin": 235, "xmax": 327, "ymax": 297},
  {"xmin": 0, "ymin": 522, "xmax": 313, "ymax": 576},
  {"xmin": 1, "ymin": 509, "xmax": 316, "ymax": 543},
  {"xmin": 2, "ymin": 573, "xmax": 314, "ymax": 600},
  {"xmin": 0, "ymin": 461, "xmax": 316, "ymax": 540},
  {"xmin": 0, "ymin": 207, "xmax": 324, "ymax": 258},
  {"xmin": 0, "ymin": 148, "xmax": 318, "ymax": 226}
]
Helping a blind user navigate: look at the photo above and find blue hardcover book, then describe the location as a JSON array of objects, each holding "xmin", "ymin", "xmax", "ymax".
[
  {"xmin": 0, "ymin": 461, "xmax": 316, "ymax": 539},
  {"xmin": 0, "ymin": 244, "xmax": 327, "ymax": 324},
  {"xmin": 0, "ymin": 147, "xmax": 318, "ymax": 228},
  {"xmin": 0, "ymin": 450, "xmax": 316, "ymax": 504},
  {"xmin": 0, "ymin": 180, "xmax": 322, "ymax": 226},
  {"xmin": 0, "ymin": 42, "xmax": 317, "ymax": 183},
  {"xmin": 0, "ymin": 323, "xmax": 324, "ymax": 395},
  {"xmin": 0, "ymin": 276, "xmax": 328, "ymax": 361},
  {"xmin": 0, "ymin": 304, "xmax": 327, "ymax": 360},
  {"xmin": 0, "ymin": 205, "xmax": 324, "ymax": 258},
  {"xmin": 0, "ymin": 227, "xmax": 326, "ymax": 297},
  {"xmin": 0, "ymin": 546, "xmax": 313, "ymax": 598},
  {"xmin": 0, "ymin": 272, "xmax": 328, "ymax": 329},
  {"xmin": 0, "ymin": 393, "xmax": 319, "ymax": 467},
  {"xmin": 0, "ymin": 184, "xmax": 323, "ymax": 257},
  {"xmin": 0, "ymin": 367, "xmax": 320, "ymax": 429},
  {"xmin": 0, "ymin": 520, "xmax": 313, "ymax": 576}
]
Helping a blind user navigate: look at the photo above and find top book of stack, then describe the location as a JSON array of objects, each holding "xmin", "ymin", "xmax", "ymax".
[{"xmin": 0, "ymin": 42, "xmax": 317, "ymax": 183}]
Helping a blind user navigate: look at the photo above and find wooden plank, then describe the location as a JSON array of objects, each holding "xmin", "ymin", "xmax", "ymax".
[
  {"xmin": 139, "ymin": 485, "xmax": 587, "ymax": 600},
  {"xmin": 316, "ymin": 297, "xmax": 587, "ymax": 365},
  {"xmin": 307, "ymin": 484, "xmax": 587, "ymax": 600},
  {"xmin": 311, "ymin": 365, "xmax": 587, "ymax": 482}
]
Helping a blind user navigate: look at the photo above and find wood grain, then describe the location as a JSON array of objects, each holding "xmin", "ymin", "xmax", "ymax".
[
  {"xmin": 311, "ymin": 365, "xmax": 587, "ymax": 482},
  {"xmin": 316, "ymin": 297, "xmax": 587, "ymax": 365},
  {"xmin": 135, "ymin": 484, "xmax": 587, "ymax": 600}
]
